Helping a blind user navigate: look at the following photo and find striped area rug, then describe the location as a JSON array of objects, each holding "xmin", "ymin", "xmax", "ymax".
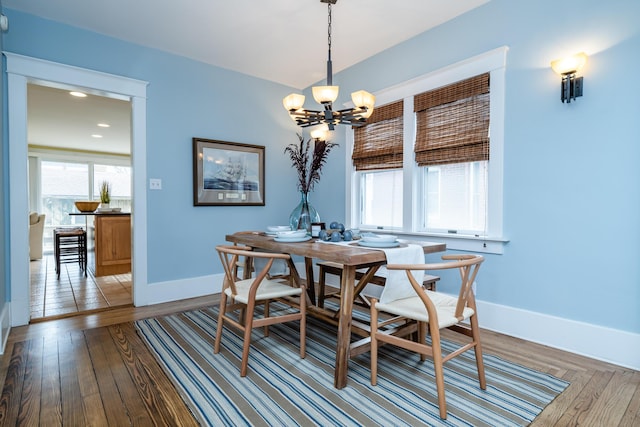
[{"xmin": 136, "ymin": 306, "xmax": 568, "ymax": 426}]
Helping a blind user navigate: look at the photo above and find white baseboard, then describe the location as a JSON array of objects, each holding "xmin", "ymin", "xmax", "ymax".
[
  {"xmin": 303, "ymin": 262, "xmax": 639, "ymax": 370},
  {"xmin": 0, "ymin": 302, "xmax": 11, "ymax": 355},
  {"xmin": 477, "ymin": 299, "xmax": 640, "ymax": 371},
  {"xmin": 141, "ymin": 273, "xmax": 224, "ymax": 306},
  {"xmin": 142, "ymin": 267, "xmax": 639, "ymax": 371}
]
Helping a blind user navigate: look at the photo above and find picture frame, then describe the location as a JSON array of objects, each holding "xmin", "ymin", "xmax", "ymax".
[{"xmin": 193, "ymin": 138, "xmax": 265, "ymax": 206}]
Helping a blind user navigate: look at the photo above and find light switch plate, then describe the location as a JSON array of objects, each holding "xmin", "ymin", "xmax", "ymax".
[{"xmin": 149, "ymin": 178, "xmax": 162, "ymax": 190}]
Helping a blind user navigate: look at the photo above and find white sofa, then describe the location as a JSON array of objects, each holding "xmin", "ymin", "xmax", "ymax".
[{"xmin": 29, "ymin": 212, "xmax": 45, "ymax": 260}]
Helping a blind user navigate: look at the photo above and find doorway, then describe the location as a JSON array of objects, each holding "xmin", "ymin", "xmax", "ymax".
[
  {"xmin": 27, "ymin": 83, "xmax": 134, "ymax": 320},
  {"xmin": 6, "ymin": 53, "xmax": 149, "ymax": 327}
]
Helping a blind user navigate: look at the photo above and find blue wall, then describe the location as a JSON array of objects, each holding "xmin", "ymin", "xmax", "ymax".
[
  {"xmin": 331, "ymin": 0, "xmax": 640, "ymax": 334},
  {"xmin": 2, "ymin": 9, "xmax": 316, "ymax": 285},
  {"xmin": 2, "ymin": 0, "xmax": 639, "ymax": 339}
]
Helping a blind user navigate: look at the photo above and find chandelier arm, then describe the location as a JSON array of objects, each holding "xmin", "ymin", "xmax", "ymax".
[
  {"xmin": 335, "ymin": 106, "xmax": 368, "ymax": 114},
  {"xmin": 288, "ymin": 108, "xmax": 324, "ymax": 115}
]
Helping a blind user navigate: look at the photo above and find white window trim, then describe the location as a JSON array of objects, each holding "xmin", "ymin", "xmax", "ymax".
[{"xmin": 345, "ymin": 46, "xmax": 509, "ymax": 254}]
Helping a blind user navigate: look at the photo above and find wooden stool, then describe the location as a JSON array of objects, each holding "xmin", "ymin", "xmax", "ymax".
[
  {"xmin": 53, "ymin": 227, "xmax": 87, "ymax": 279},
  {"xmin": 317, "ymin": 261, "xmax": 439, "ymax": 308}
]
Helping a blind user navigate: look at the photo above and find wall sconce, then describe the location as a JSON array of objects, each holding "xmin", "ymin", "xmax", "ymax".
[{"xmin": 551, "ymin": 52, "xmax": 588, "ymax": 103}]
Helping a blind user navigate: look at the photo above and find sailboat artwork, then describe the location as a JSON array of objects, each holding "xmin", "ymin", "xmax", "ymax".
[
  {"xmin": 193, "ymin": 138, "xmax": 265, "ymax": 206},
  {"xmin": 204, "ymin": 154, "xmax": 257, "ymax": 191}
]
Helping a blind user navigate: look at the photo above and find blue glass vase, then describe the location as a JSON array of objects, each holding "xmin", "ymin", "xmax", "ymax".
[{"xmin": 289, "ymin": 192, "xmax": 320, "ymax": 233}]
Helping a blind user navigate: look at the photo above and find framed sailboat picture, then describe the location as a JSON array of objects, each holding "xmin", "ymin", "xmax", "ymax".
[{"xmin": 193, "ymin": 138, "xmax": 265, "ymax": 206}]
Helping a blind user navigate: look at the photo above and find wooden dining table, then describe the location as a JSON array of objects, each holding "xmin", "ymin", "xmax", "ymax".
[{"xmin": 225, "ymin": 232, "xmax": 446, "ymax": 389}]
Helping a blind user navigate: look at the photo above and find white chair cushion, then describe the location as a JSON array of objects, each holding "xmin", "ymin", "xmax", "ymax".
[
  {"xmin": 375, "ymin": 290, "xmax": 474, "ymax": 329},
  {"xmin": 224, "ymin": 278, "xmax": 302, "ymax": 304}
]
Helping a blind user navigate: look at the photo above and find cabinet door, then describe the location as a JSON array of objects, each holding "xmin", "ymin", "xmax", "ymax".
[{"xmin": 95, "ymin": 215, "xmax": 131, "ymax": 276}]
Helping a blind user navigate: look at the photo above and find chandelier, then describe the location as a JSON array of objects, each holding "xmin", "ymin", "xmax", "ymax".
[{"xmin": 282, "ymin": 0, "xmax": 375, "ymax": 130}]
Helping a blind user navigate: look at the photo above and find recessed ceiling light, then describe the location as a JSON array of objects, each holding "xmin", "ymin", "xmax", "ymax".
[
  {"xmin": 91, "ymin": 134, "xmax": 103, "ymax": 138},
  {"xmin": 97, "ymin": 123, "xmax": 110, "ymax": 128},
  {"xmin": 69, "ymin": 91, "xmax": 87, "ymax": 97}
]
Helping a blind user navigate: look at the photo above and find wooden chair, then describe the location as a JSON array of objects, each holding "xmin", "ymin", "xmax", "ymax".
[
  {"xmin": 230, "ymin": 231, "xmax": 291, "ymax": 283},
  {"xmin": 214, "ymin": 244, "xmax": 306, "ymax": 377},
  {"xmin": 370, "ymin": 254, "xmax": 485, "ymax": 419}
]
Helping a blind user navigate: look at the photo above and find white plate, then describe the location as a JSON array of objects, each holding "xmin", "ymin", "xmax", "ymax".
[
  {"xmin": 358, "ymin": 240, "xmax": 400, "ymax": 248},
  {"xmin": 276, "ymin": 230, "xmax": 307, "ymax": 238},
  {"xmin": 361, "ymin": 233, "xmax": 398, "ymax": 243},
  {"xmin": 267, "ymin": 225, "xmax": 291, "ymax": 232},
  {"xmin": 274, "ymin": 236, "xmax": 312, "ymax": 243}
]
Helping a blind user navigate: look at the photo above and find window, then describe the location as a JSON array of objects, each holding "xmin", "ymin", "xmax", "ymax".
[
  {"xmin": 30, "ymin": 152, "xmax": 132, "ymax": 252},
  {"xmin": 41, "ymin": 160, "xmax": 89, "ymax": 228},
  {"xmin": 93, "ymin": 164, "xmax": 132, "ymax": 212},
  {"xmin": 361, "ymin": 169, "xmax": 403, "ymax": 228},
  {"xmin": 422, "ymin": 161, "xmax": 487, "ymax": 233},
  {"xmin": 352, "ymin": 100, "xmax": 404, "ymax": 228},
  {"xmin": 347, "ymin": 47, "xmax": 507, "ymax": 253},
  {"xmin": 415, "ymin": 73, "xmax": 489, "ymax": 235}
]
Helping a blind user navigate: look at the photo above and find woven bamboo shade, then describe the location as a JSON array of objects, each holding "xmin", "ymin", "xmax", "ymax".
[
  {"xmin": 414, "ymin": 73, "xmax": 490, "ymax": 167},
  {"xmin": 352, "ymin": 100, "xmax": 403, "ymax": 171}
]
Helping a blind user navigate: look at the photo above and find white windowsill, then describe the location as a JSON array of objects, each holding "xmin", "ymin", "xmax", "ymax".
[{"xmin": 359, "ymin": 229, "xmax": 509, "ymax": 254}]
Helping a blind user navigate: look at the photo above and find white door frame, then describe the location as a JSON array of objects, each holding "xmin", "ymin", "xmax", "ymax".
[{"xmin": 5, "ymin": 52, "xmax": 149, "ymax": 326}]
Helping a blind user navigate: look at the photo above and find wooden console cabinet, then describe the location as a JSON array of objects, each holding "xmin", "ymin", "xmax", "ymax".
[{"xmin": 94, "ymin": 213, "xmax": 131, "ymax": 276}]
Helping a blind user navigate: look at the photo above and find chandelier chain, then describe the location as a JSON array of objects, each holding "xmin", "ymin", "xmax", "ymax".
[{"xmin": 327, "ymin": 3, "xmax": 332, "ymax": 59}]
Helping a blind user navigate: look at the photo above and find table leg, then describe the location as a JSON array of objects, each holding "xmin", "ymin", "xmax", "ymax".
[
  {"xmin": 304, "ymin": 257, "xmax": 316, "ymax": 305},
  {"xmin": 334, "ymin": 264, "xmax": 355, "ymax": 389}
]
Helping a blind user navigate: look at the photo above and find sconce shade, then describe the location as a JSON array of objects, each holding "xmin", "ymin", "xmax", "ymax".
[
  {"xmin": 551, "ymin": 52, "xmax": 587, "ymax": 103},
  {"xmin": 551, "ymin": 52, "xmax": 588, "ymax": 75}
]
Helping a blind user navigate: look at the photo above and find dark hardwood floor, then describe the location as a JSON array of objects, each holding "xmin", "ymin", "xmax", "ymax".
[{"xmin": 0, "ymin": 293, "xmax": 638, "ymax": 426}]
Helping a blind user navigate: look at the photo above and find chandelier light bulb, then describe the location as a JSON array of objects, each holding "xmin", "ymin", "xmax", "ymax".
[
  {"xmin": 310, "ymin": 125, "xmax": 330, "ymax": 141},
  {"xmin": 312, "ymin": 85, "xmax": 339, "ymax": 104},
  {"xmin": 351, "ymin": 90, "xmax": 376, "ymax": 118},
  {"xmin": 283, "ymin": 93, "xmax": 306, "ymax": 111}
]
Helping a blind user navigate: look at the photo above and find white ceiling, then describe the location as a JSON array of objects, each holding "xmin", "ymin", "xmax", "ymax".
[
  {"xmin": 27, "ymin": 84, "xmax": 132, "ymax": 155},
  {"xmin": 11, "ymin": 0, "xmax": 489, "ymax": 154}
]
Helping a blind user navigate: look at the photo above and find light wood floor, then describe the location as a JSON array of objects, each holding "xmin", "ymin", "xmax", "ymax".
[
  {"xmin": 1, "ymin": 294, "xmax": 638, "ymax": 426},
  {"xmin": 30, "ymin": 253, "xmax": 132, "ymax": 321}
]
